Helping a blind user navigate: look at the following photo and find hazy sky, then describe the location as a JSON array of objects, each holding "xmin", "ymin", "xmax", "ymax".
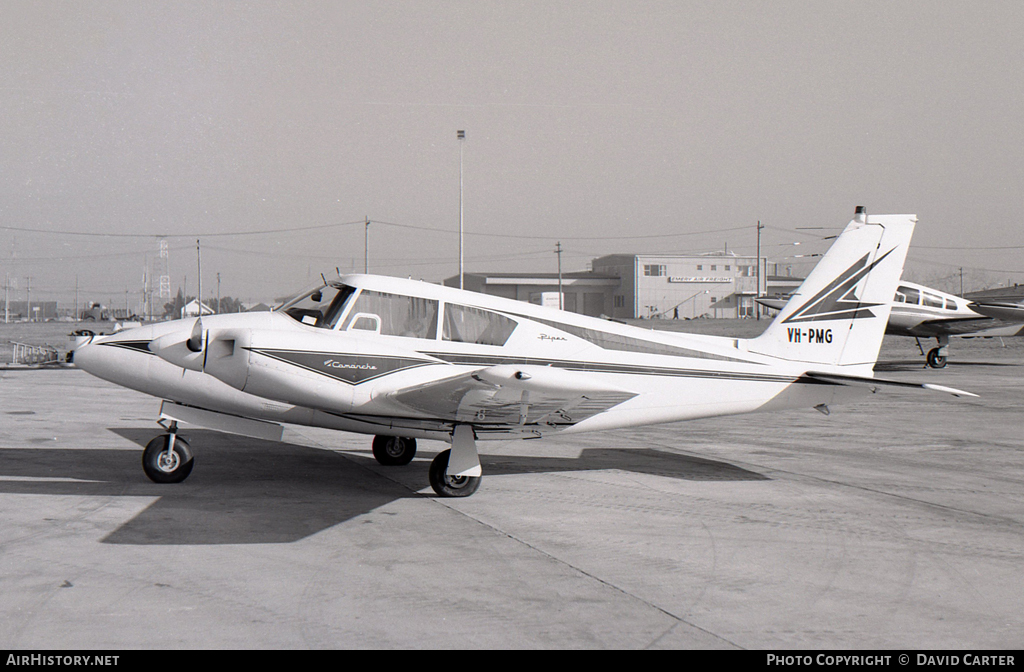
[{"xmin": 2, "ymin": 0, "xmax": 1023, "ymax": 307}]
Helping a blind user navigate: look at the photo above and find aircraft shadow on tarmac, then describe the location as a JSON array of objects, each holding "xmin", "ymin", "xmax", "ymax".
[{"xmin": 0, "ymin": 428, "xmax": 765, "ymax": 546}]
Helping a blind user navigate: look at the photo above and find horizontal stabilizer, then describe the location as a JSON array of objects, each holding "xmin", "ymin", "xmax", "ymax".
[
  {"xmin": 755, "ymin": 297, "xmax": 788, "ymax": 311},
  {"xmin": 804, "ymin": 371, "xmax": 978, "ymax": 398}
]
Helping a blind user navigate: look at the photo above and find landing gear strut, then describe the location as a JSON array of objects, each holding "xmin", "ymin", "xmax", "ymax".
[
  {"xmin": 371, "ymin": 435, "xmax": 417, "ymax": 466},
  {"xmin": 142, "ymin": 422, "xmax": 194, "ymax": 483}
]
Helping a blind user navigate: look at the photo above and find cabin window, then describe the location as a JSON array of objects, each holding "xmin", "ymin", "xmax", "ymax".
[
  {"xmin": 341, "ymin": 290, "xmax": 439, "ymax": 339},
  {"xmin": 946, "ymin": 299, "xmax": 958, "ymax": 310},
  {"xmin": 443, "ymin": 304, "xmax": 517, "ymax": 346},
  {"xmin": 280, "ymin": 284, "xmax": 356, "ymax": 329},
  {"xmin": 897, "ymin": 286, "xmax": 920, "ymax": 305},
  {"xmin": 922, "ymin": 293, "xmax": 943, "ymax": 308}
]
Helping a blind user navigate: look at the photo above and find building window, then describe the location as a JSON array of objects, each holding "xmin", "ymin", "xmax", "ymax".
[
  {"xmin": 725, "ymin": 265, "xmax": 731, "ymax": 271},
  {"xmin": 710, "ymin": 265, "xmax": 717, "ymax": 271},
  {"xmin": 614, "ymin": 295, "xmax": 625, "ymax": 308},
  {"xmin": 696, "ymin": 264, "xmax": 703, "ymax": 271},
  {"xmin": 710, "ymin": 296, "xmax": 717, "ymax": 303},
  {"xmin": 643, "ymin": 264, "xmax": 666, "ymax": 277}
]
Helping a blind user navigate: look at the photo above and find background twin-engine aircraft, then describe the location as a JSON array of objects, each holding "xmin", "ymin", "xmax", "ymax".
[
  {"xmin": 758, "ymin": 280, "xmax": 1024, "ymax": 368},
  {"xmin": 72, "ymin": 208, "xmax": 975, "ymax": 497}
]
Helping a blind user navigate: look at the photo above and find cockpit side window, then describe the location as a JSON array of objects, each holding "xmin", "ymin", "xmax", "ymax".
[
  {"xmin": 442, "ymin": 304, "xmax": 517, "ymax": 346},
  {"xmin": 279, "ymin": 284, "xmax": 355, "ymax": 328},
  {"xmin": 341, "ymin": 290, "xmax": 439, "ymax": 339},
  {"xmin": 897, "ymin": 286, "xmax": 920, "ymax": 305}
]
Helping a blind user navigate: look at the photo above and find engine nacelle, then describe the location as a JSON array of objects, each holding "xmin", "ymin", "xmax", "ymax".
[{"xmin": 148, "ymin": 313, "xmax": 443, "ymax": 415}]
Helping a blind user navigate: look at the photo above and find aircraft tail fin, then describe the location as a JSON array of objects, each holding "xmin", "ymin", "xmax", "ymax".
[{"xmin": 747, "ymin": 207, "xmax": 915, "ymax": 374}]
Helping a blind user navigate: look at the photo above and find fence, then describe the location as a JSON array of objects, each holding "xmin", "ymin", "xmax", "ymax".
[{"xmin": 10, "ymin": 342, "xmax": 61, "ymax": 365}]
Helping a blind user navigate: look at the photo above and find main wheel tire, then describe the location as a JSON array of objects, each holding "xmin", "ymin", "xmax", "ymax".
[
  {"xmin": 428, "ymin": 449, "xmax": 481, "ymax": 498},
  {"xmin": 372, "ymin": 435, "xmax": 417, "ymax": 466},
  {"xmin": 142, "ymin": 434, "xmax": 195, "ymax": 484},
  {"xmin": 927, "ymin": 348, "xmax": 947, "ymax": 369}
]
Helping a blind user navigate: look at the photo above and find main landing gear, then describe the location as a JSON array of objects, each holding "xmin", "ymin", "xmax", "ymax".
[
  {"xmin": 137, "ymin": 423, "xmax": 483, "ymax": 497},
  {"xmin": 371, "ymin": 426, "xmax": 482, "ymax": 498},
  {"xmin": 916, "ymin": 335, "xmax": 950, "ymax": 369},
  {"xmin": 142, "ymin": 421, "xmax": 194, "ymax": 483},
  {"xmin": 371, "ymin": 435, "xmax": 417, "ymax": 466}
]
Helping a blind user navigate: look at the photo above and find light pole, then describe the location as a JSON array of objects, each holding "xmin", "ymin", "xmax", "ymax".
[
  {"xmin": 457, "ymin": 129, "xmax": 465, "ymax": 289},
  {"xmin": 555, "ymin": 241, "xmax": 563, "ymax": 310},
  {"xmin": 756, "ymin": 220, "xmax": 764, "ymax": 320}
]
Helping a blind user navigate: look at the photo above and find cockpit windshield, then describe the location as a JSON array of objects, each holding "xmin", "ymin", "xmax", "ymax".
[{"xmin": 278, "ymin": 283, "xmax": 357, "ymax": 328}]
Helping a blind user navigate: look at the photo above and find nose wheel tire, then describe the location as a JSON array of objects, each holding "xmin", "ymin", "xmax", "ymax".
[
  {"xmin": 142, "ymin": 434, "xmax": 195, "ymax": 484},
  {"xmin": 428, "ymin": 449, "xmax": 481, "ymax": 498},
  {"xmin": 927, "ymin": 348, "xmax": 947, "ymax": 369},
  {"xmin": 372, "ymin": 435, "xmax": 417, "ymax": 466}
]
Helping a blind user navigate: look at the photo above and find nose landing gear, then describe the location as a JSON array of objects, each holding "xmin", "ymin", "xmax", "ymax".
[{"xmin": 142, "ymin": 422, "xmax": 194, "ymax": 483}]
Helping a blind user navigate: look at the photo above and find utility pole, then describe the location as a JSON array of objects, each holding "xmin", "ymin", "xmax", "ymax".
[
  {"xmin": 75, "ymin": 275, "xmax": 79, "ymax": 322},
  {"xmin": 458, "ymin": 129, "xmax": 465, "ymax": 289},
  {"xmin": 756, "ymin": 221, "xmax": 764, "ymax": 320},
  {"xmin": 25, "ymin": 276, "xmax": 31, "ymax": 322},
  {"xmin": 196, "ymin": 239, "xmax": 202, "ymax": 318},
  {"xmin": 555, "ymin": 241, "xmax": 563, "ymax": 310},
  {"xmin": 364, "ymin": 217, "xmax": 369, "ymax": 273},
  {"xmin": 960, "ymin": 267, "xmax": 964, "ymax": 296},
  {"xmin": 4, "ymin": 272, "xmax": 8, "ymax": 324},
  {"xmin": 217, "ymin": 272, "xmax": 221, "ymax": 315}
]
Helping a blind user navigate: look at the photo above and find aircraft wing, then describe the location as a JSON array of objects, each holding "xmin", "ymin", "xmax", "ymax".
[
  {"xmin": 386, "ymin": 364, "xmax": 637, "ymax": 428},
  {"xmin": 804, "ymin": 371, "xmax": 978, "ymax": 398},
  {"xmin": 899, "ymin": 315, "xmax": 998, "ymax": 337},
  {"xmin": 968, "ymin": 301, "xmax": 1024, "ymax": 323}
]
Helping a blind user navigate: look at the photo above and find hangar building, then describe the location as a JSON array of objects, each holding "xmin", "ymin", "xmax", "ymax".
[{"xmin": 445, "ymin": 252, "xmax": 800, "ymax": 320}]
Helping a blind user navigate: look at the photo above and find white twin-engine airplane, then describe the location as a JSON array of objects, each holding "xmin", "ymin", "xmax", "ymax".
[{"xmin": 72, "ymin": 207, "xmax": 975, "ymax": 497}]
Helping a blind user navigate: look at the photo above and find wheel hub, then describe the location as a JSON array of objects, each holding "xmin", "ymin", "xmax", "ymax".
[{"xmin": 157, "ymin": 450, "xmax": 180, "ymax": 472}]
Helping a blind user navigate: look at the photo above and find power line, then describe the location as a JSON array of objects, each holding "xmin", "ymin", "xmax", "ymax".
[{"xmin": 1, "ymin": 219, "xmax": 755, "ymax": 242}]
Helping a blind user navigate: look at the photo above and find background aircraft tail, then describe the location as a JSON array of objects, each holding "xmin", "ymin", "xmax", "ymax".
[{"xmin": 747, "ymin": 207, "xmax": 915, "ymax": 375}]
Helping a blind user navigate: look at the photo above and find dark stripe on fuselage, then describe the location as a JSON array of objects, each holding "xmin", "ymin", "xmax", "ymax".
[
  {"xmin": 100, "ymin": 340, "xmax": 155, "ymax": 355},
  {"xmin": 245, "ymin": 347, "xmax": 437, "ymax": 385}
]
